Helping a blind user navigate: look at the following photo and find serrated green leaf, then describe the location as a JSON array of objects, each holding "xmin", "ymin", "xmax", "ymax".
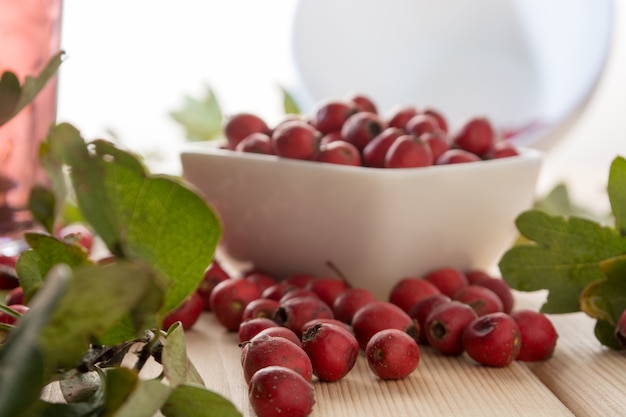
[
  {"xmin": 279, "ymin": 84, "xmax": 301, "ymax": 115},
  {"xmin": 161, "ymin": 384, "xmax": 243, "ymax": 417},
  {"xmin": 580, "ymin": 254, "xmax": 626, "ymax": 324},
  {"xmin": 608, "ymin": 156, "xmax": 626, "ymax": 235},
  {"xmin": 162, "ymin": 323, "xmax": 204, "ymax": 386},
  {"xmin": 48, "ymin": 124, "xmax": 222, "ymax": 317},
  {"xmin": 170, "ymin": 85, "xmax": 223, "ymax": 141},
  {"xmin": 499, "ymin": 210, "xmax": 626, "ymax": 313}
]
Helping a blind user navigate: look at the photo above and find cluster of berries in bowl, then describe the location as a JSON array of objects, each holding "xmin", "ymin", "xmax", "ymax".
[
  {"xmin": 221, "ymin": 92, "xmax": 519, "ymax": 169},
  {"xmin": 169, "ymin": 259, "xmax": 560, "ymax": 417}
]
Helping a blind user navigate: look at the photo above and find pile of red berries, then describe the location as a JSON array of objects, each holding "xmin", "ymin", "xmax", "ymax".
[
  {"xmin": 190, "ymin": 260, "xmax": 559, "ymax": 417},
  {"xmin": 220, "ymin": 93, "xmax": 519, "ymax": 169}
]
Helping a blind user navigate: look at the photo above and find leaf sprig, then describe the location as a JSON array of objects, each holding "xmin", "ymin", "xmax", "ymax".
[{"xmin": 499, "ymin": 156, "xmax": 626, "ymax": 348}]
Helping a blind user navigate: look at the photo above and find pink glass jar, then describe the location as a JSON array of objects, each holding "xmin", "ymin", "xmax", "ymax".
[{"xmin": 0, "ymin": 0, "xmax": 62, "ymax": 251}]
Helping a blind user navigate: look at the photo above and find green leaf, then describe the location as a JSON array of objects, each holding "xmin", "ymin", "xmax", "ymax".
[
  {"xmin": 608, "ymin": 156, "xmax": 626, "ymax": 235},
  {"xmin": 0, "ymin": 264, "xmax": 70, "ymax": 417},
  {"xmin": 101, "ymin": 368, "xmax": 140, "ymax": 417},
  {"xmin": 107, "ymin": 377, "xmax": 171, "ymax": 417},
  {"xmin": 170, "ymin": 85, "xmax": 224, "ymax": 141},
  {"xmin": 0, "ymin": 71, "xmax": 21, "ymax": 126},
  {"xmin": 162, "ymin": 323, "xmax": 204, "ymax": 386},
  {"xmin": 0, "ymin": 51, "xmax": 65, "ymax": 127},
  {"xmin": 161, "ymin": 384, "xmax": 243, "ymax": 417},
  {"xmin": 48, "ymin": 124, "xmax": 222, "ymax": 317},
  {"xmin": 594, "ymin": 319, "xmax": 623, "ymax": 349},
  {"xmin": 499, "ymin": 210, "xmax": 626, "ymax": 313},
  {"xmin": 28, "ymin": 185, "xmax": 57, "ymax": 233},
  {"xmin": 580, "ymin": 254, "xmax": 626, "ymax": 324},
  {"xmin": 280, "ymin": 84, "xmax": 301, "ymax": 115},
  {"xmin": 16, "ymin": 232, "xmax": 91, "ymax": 302}
]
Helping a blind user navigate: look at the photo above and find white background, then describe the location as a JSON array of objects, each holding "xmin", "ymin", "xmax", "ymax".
[{"xmin": 56, "ymin": 1, "xmax": 626, "ymax": 214}]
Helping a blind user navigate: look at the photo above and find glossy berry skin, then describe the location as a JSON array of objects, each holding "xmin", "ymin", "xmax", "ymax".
[
  {"xmin": 341, "ymin": 111, "xmax": 385, "ymax": 151},
  {"xmin": 162, "ymin": 292, "xmax": 203, "ymax": 331},
  {"xmin": 311, "ymin": 99, "xmax": 357, "ymax": 135},
  {"xmin": 362, "ymin": 127, "xmax": 404, "ymax": 168},
  {"xmin": 316, "ymin": 140, "xmax": 362, "ymax": 166},
  {"xmin": 304, "ymin": 277, "xmax": 349, "ymax": 308},
  {"xmin": 273, "ymin": 295, "xmax": 334, "ymax": 334},
  {"xmin": 279, "ymin": 288, "xmax": 320, "ymax": 304},
  {"xmin": 235, "ymin": 132, "xmax": 273, "ymax": 154},
  {"xmin": 241, "ymin": 298, "xmax": 280, "ymax": 321},
  {"xmin": 351, "ymin": 301, "xmax": 420, "ymax": 350},
  {"xmin": 284, "ymin": 273, "xmax": 315, "ymax": 288},
  {"xmin": 197, "ymin": 261, "xmax": 231, "ymax": 311},
  {"xmin": 511, "ymin": 309, "xmax": 558, "ymax": 361},
  {"xmin": 386, "ymin": 105, "xmax": 419, "ymax": 129},
  {"xmin": 209, "ymin": 278, "xmax": 263, "ymax": 331},
  {"xmin": 421, "ymin": 130, "xmax": 450, "ymax": 162},
  {"xmin": 238, "ymin": 317, "xmax": 279, "ymax": 344},
  {"xmin": 389, "ymin": 277, "xmax": 441, "ymax": 313},
  {"xmin": 453, "ymin": 285, "xmax": 503, "ymax": 316},
  {"xmin": 271, "ymin": 120, "xmax": 321, "ymax": 160},
  {"xmin": 404, "ymin": 113, "xmax": 439, "ymax": 137},
  {"xmin": 474, "ymin": 277, "xmax": 515, "ymax": 314},
  {"xmin": 245, "ymin": 272, "xmax": 277, "ymax": 294},
  {"xmin": 248, "ymin": 366, "xmax": 315, "ymax": 417},
  {"xmin": 385, "ymin": 135, "xmax": 433, "ymax": 169},
  {"xmin": 462, "ymin": 312, "xmax": 521, "ymax": 367},
  {"xmin": 451, "ymin": 116, "xmax": 495, "ymax": 157},
  {"xmin": 425, "ymin": 300, "xmax": 478, "ymax": 356},
  {"xmin": 262, "ymin": 282, "xmax": 298, "ymax": 301},
  {"xmin": 423, "ymin": 267, "xmax": 469, "ymax": 298},
  {"xmin": 347, "ymin": 93, "xmax": 378, "ymax": 114},
  {"xmin": 423, "ymin": 108, "xmax": 449, "ymax": 133},
  {"xmin": 241, "ymin": 335, "xmax": 313, "ymax": 384},
  {"xmin": 302, "ymin": 322, "xmax": 359, "ymax": 382},
  {"xmin": 5, "ymin": 286, "xmax": 25, "ymax": 306},
  {"xmin": 332, "ymin": 287, "xmax": 377, "ymax": 324},
  {"xmin": 366, "ymin": 328, "xmax": 420, "ymax": 379},
  {"xmin": 223, "ymin": 112, "xmax": 270, "ymax": 150},
  {"xmin": 0, "ymin": 255, "xmax": 19, "ymax": 290},
  {"xmin": 407, "ymin": 294, "xmax": 452, "ymax": 344},
  {"xmin": 251, "ymin": 326, "xmax": 303, "ymax": 348}
]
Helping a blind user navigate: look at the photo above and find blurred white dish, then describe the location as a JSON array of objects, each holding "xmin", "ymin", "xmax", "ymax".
[
  {"xmin": 290, "ymin": 0, "xmax": 613, "ymax": 150},
  {"xmin": 180, "ymin": 142, "xmax": 543, "ymax": 299}
]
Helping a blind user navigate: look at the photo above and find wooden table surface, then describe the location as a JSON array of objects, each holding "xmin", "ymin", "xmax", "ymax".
[{"xmin": 184, "ymin": 290, "xmax": 626, "ymax": 417}]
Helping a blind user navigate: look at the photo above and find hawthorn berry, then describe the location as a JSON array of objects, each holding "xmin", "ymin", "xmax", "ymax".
[{"xmin": 365, "ymin": 328, "xmax": 420, "ymax": 379}]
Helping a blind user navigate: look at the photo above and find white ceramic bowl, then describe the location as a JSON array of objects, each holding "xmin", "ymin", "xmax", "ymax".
[
  {"xmin": 290, "ymin": 0, "xmax": 613, "ymax": 150},
  {"xmin": 180, "ymin": 143, "xmax": 543, "ymax": 299}
]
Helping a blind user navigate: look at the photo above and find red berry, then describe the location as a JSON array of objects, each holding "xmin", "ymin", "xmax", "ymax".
[
  {"xmin": 0, "ymin": 304, "xmax": 29, "ymax": 326},
  {"xmin": 197, "ymin": 261, "xmax": 231, "ymax": 311},
  {"xmin": 319, "ymin": 131, "xmax": 344, "ymax": 147},
  {"xmin": 420, "ymin": 129, "xmax": 450, "ymax": 162},
  {"xmin": 365, "ymin": 328, "xmax": 420, "ymax": 379},
  {"xmin": 351, "ymin": 301, "xmax": 419, "ymax": 350},
  {"xmin": 389, "ymin": 277, "xmax": 441, "ymax": 313},
  {"xmin": 223, "ymin": 113, "xmax": 270, "ymax": 150},
  {"xmin": 462, "ymin": 312, "xmax": 521, "ymax": 367},
  {"xmin": 423, "ymin": 267, "xmax": 469, "ymax": 298},
  {"xmin": 316, "ymin": 140, "xmax": 362, "ymax": 166},
  {"xmin": 332, "ymin": 287, "xmax": 377, "ymax": 324},
  {"xmin": 262, "ymin": 282, "xmax": 298, "ymax": 301},
  {"xmin": 617, "ymin": 309, "xmax": 626, "ymax": 348},
  {"xmin": 162, "ymin": 292, "xmax": 203, "ymax": 331},
  {"xmin": 302, "ymin": 322, "xmax": 359, "ymax": 382},
  {"xmin": 425, "ymin": 300, "xmax": 478, "ymax": 356},
  {"xmin": 487, "ymin": 140, "xmax": 519, "ymax": 159},
  {"xmin": 385, "ymin": 105, "xmax": 419, "ymax": 129},
  {"xmin": 362, "ymin": 127, "xmax": 404, "ymax": 168},
  {"xmin": 235, "ymin": 132, "xmax": 273, "ymax": 155},
  {"xmin": 451, "ymin": 116, "xmax": 495, "ymax": 157},
  {"xmin": 474, "ymin": 277, "xmax": 515, "ymax": 314},
  {"xmin": 407, "ymin": 293, "xmax": 451, "ymax": 344},
  {"xmin": 511, "ymin": 309, "xmax": 558, "ymax": 361},
  {"xmin": 245, "ymin": 272, "xmax": 278, "ymax": 293},
  {"xmin": 241, "ymin": 298, "xmax": 280, "ymax": 321},
  {"xmin": 453, "ymin": 285, "xmax": 503, "ymax": 316},
  {"xmin": 405, "ymin": 113, "xmax": 439, "ymax": 137},
  {"xmin": 279, "ymin": 288, "xmax": 320, "ymax": 303},
  {"xmin": 423, "ymin": 108, "xmax": 449, "ymax": 133},
  {"xmin": 464, "ymin": 269, "xmax": 492, "ymax": 285},
  {"xmin": 242, "ymin": 335, "xmax": 313, "ymax": 384},
  {"xmin": 58, "ymin": 222, "xmax": 95, "ymax": 253},
  {"xmin": 271, "ymin": 120, "xmax": 321, "ymax": 160},
  {"xmin": 384, "ymin": 135, "xmax": 433, "ymax": 168},
  {"xmin": 209, "ymin": 278, "xmax": 263, "ymax": 331},
  {"xmin": 304, "ymin": 277, "xmax": 349, "ymax": 308},
  {"xmin": 5, "ymin": 286, "xmax": 25, "ymax": 306},
  {"xmin": 248, "ymin": 366, "xmax": 315, "ymax": 417},
  {"xmin": 251, "ymin": 326, "xmax": 303, "ymax": 348},
  {"xmin": 341, "ymin": 111, "xmax": 385, "ymax": 151},
  {"xmin": 311, "ymin": 99, "xmax": 357, "ymax": 135},
  {"xmin": 238, "ymin": 317, "xmax": 279, "ymax": 344},
  {"xmin": 273, "ymin": 295, "xmax": 334, "ymax": 334},
  {"xmin": 284, "ymin": 273, "xmax": 315, "ymax": 288},
  {"xmin": 347, "ymin": 93, "xmax": 378, "ymax": 114}
]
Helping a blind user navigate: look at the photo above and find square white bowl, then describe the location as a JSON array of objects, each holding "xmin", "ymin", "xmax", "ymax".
[{"xmin": 180, "ymin": 143, "xmax": 542, "ymax": 299}]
